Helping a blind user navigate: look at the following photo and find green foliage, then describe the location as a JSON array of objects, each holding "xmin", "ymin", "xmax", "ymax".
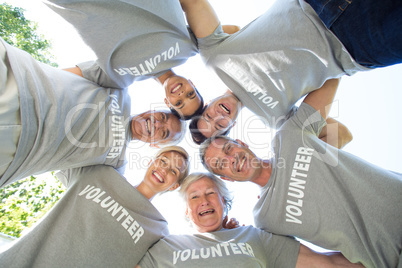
[
  {"xmin": 0, "ymin": 3, "xmax": 58, "ymax": 67},
  {"xmin": 0, "ymin": 173, "xmax": 66, "ymax": 238},
  {"xmin": 0, "ymin": 2, "xmax": 66, "ymax": 238}
]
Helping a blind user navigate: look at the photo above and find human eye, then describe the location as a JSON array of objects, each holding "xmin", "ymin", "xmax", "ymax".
[
  {"xmin": 224, "ymin": 144, "xmax": 231, "ymax": 154},
  {"xmin": 175, "ymin": 100, "xmax": 182, "ymax": 107},
  {"xmin": 187, "ymin": 91, "xmax": 194, "ymax": 97},
  {"xmin": 171, "ymin": 166, "xmax": 180, "ymax": 176},
  {"xmin": 162, "ymin": 113, "xmax": 167, "ymax": 121},
  {"xmin": 160, "ymin": 156, "xmax": 168, "ymax": 165}
]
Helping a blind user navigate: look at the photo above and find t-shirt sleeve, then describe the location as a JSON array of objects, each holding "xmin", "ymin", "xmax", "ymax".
[
  {"xmin": 291, "ymin": 103, "xmax": 327, "ymax": 137},
  {"xmin": 54, "ymin": 168, "xmax": 76, "ymax": 188},
  {"xmin": 257, "ymin": 229, "xmax": 300, "ymax": 267},
  {"xmin": 197, "ymin": 23, "xmax": 230, "ymax": 62},
  {"xmin": 77, "ymin": 60, "xmax": 123, "ymax": 89},
  {"xmin": 137, "ymin": 251, "xmax": 155, "ymax": 268}
]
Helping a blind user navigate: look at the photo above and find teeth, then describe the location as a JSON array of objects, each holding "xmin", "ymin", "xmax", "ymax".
[
  {"xmin": 219, "ymin": 104, "xmax": 230, "ymax": 114},
  {"xmin": 146, "ymin": 116, "xmax": 155, "ymax": 137},
  {"xmin": 153, "ymin": 171, "xmax": 164, "ymax": 183},
  {"xmin": 238, "ymin": 157, "xmax": 246, "ymax": 172},
  {"xmin": 200, "ymin": 209, "xmax": 214, "ymax": 216},
  {"xmin": 171, "ymin": 84, "xmax": 182, "ymax": 93},
  {"xmin": 150, "ymin": 116, "xmax": 155, "ymax": 137},
  {"xmin": 146, "ymin": 119, "xmax": 151, "ymax": 134}
]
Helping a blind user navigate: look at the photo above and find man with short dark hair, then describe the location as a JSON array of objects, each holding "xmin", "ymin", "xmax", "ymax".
[{"xmin": 200, "ymin": 78, "xmax": 402, "ymax": 268}]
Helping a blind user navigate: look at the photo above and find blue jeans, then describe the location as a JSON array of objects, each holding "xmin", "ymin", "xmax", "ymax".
[{"xmin": 304, "ymin": 0, "xmax": 402, "ymax": 68}]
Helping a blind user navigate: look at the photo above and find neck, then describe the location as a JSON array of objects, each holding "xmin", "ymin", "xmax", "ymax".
[
  {"xmin": 251, "ymin": 159, "xmax": 272, "ymax": 188},
  {"xmin": 136, "ymin": 182, "xmax": 157, "ymax": 200},
  {"xmin": 156, "ymin": 69, "xmax": 175, "ymax": 85}
]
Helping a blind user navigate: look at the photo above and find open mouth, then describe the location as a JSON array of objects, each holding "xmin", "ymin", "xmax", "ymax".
[
  {"xmin": 171, "ymin": 83, "xmax": 182, "ymax": 94},
  {"xmin": 152, "ymin": 171, "xmax": 164, "ymax": 183},
  {"xmin": 219, "ymin": 104, "xmax": 230, "ymax": 114},
  {"xmin": 145, "ymin": 116, "xmax": 155, "ymax": 137},
  {"xmin": 237, "ymin": 156, "xmax": 246, "ymax": 172},
  {"xmin": 199, "ymin": 209, "xmax": 215, "ymax": 216}
]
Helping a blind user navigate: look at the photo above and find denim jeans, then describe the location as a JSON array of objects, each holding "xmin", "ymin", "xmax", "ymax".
[{"xmin": 304, "ymin": 0, "xmax": 402, "ymax": 68}]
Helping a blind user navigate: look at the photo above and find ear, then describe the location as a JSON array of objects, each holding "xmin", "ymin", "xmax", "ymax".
[
  {"xmin": 235, "ymin": 139, "xmax": 248, "ymax": 148},
  {"xmin": 168, "ymin": 183, "xmax": 180, "ymax": 191},
  {"xmin": 149, "ymin": 143, "xmax": 160, "ymax": 148},
  {"xmin": 188, "ymin": 79, "xmax": 196, "ymax": 88},
  {"xmin": 185, "ymin": 207, "xmax": 189, "ymax": 219},
  {"xmin": 164, "ymin": 98, "xmax": 171, "ymax": 108},
  {"xmin": 220, "ymin": 176, "xmax": 235, "ymax": 182}
]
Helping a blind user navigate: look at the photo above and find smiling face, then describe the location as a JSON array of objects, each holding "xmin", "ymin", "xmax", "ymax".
[
  {"xmin": 163, "ymin": 75, "xmax": 202, "ymax": 118},
  {"xmin": 143, "ymin": 151, "xmax": 187, "ymax": 194},
  {"xmin": 185, "ymin": 177, "xmax": 225, "ymax": 233},
  {"xmin": 197, "ymin": 93, "xmax": 241, "ymax": 139},
  {"xmin": 131, "ymin": 110, "xmax": 182, "ymax": 145},
  {"xmin": 203, "ymin": 138, "xmax": 262, "ymax": 182}
]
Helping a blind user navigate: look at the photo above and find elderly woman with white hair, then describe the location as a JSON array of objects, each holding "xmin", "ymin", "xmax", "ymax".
[
  {"xmin": 137, "ymin": 172, "xmax": 363, "ymax": 268},
  {"xmin": 0, "ymin": 146, "xmax": 190, "ymax": 268}
]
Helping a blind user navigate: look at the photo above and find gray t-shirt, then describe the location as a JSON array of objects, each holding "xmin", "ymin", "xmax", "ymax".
[
  {"xmin": 253, "ymin": 103, "xmax": 402, "ymax": 268},
  {"xmin": 0, "ymin": 39, "xmax": 132, "ymax": 188},
  {"xmin": 139, "ymin": 225, "xmax": 300, "ymax": 267},
  {"xmin": 0, "ymin": 165, "xmax": 169, "ymax": 268},
  {"xmin": 45, "ymin": 0, "xmax": 198, "ymax": 88},
  {"xmin": 198, "ymin": 0, "xmax": 368, "ymax": 129}
]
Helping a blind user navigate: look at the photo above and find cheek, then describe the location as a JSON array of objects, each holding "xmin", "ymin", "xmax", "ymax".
[
  {"xmin": 186, "ymin": 207, "xmax": 195, "ymax": 221},
  {"xmin": 167, "ymin": 95, "xmax": 179, "ymax": 103},
  {"xmin": 167, "ymin": 173, "xmax": 178, "ymax": 184}
]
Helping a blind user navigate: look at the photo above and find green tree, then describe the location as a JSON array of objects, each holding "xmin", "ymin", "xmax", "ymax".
[
  {"xmin": 0, "ymin": 3, "xmax": 58, "ymax": 66},
  {"xmin": 0, "ymin": 3, "xmax": 64, "ymax": 238},
  {"xmin": 0, "ymin": 174, "xmax": 66, "ymax": 238}
]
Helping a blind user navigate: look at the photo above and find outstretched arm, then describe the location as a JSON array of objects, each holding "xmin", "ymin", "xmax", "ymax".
[
  {"xmin": 222, "ymin": 25, "xmax": 241, "ymax": 34},
  {"xmin": 63, "ymin": 66, "xmax": 83, "ymax": 77},
  {"xmin": 296, "ymin": 244, "xmax": 364, "ymax": 268},
  {"xmin": 303, "ymin": 79, "xmax": 353, "ymax": 148},
  {"xmin": 303, "ymin": 78, "xmax": 340, "ymax": 120},
  {"xmin": 180, "ymin": 0, "xmax": 220, "ymax": 38},
  {"xmin": 320, "ymin": 117, "xmax": 353, "ymax": 149}
]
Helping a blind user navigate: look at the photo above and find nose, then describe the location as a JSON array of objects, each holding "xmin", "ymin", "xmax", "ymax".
[
  {"xmin": 215, "ymin": 113, "xmax": 224, "ymax": 121},
  {"xmin": 222, "ymin": 155, "xmax": 235, "ymax": 169},
  {"xmin": 178, "ymin": 88, "xmax": 185, "ymax": 96},
  {"xmin": 153, "ymin": 119, "xmax": 162, "ymax": 129},
  {"xmin": 199, "ymin": 195, "xmax": 209, "ymax": 206}
]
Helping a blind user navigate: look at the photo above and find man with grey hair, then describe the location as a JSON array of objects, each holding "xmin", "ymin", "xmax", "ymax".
[
  {"xmin": 199, "ymin": 79, "xmax": 402, "ymax": 268},
  {"xmin": 0, "ymin": 38, "xmax": 185, "ymax": 189}
]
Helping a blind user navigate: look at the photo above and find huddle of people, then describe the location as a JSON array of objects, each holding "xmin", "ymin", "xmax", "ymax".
[{"xmin": 0, "ymin": 0, "xmax": 401, "ymax": 267}]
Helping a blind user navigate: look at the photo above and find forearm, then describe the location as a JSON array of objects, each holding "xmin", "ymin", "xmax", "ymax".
[
  {"xmin": 319, "ymin": 117, "xmax": 353, "ymax": 149},
  {"xmin": 303, "ymin": 78, "xmax": 340, "ymax": 120},
  {"xmin": 180, "ymin": 0, "xmax": 220, "ymax": 38},
  {"xmin": 63, "ymin": 66, "xmax": 83, "ymax": 77},
  {"xmin": 324, "ymin": 252, "xmax": 364, "ymax": 268}
]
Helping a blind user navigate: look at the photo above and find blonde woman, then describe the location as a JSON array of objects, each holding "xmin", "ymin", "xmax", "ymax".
[{"xmin": 0, "ymin": 146, "xmax": 189, "ymax": 268}]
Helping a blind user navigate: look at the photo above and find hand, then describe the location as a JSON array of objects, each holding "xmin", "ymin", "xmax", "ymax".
[{"xmin": 222, "ymin": 215, "xmax": 241, "ymax": 229}]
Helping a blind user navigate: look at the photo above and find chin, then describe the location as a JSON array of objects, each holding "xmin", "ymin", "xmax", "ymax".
[{"xmin": 197, "ymin": 223, "xmax": 222, "ymax": 233}]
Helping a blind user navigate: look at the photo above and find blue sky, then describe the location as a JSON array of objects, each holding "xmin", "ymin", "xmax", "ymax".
[{"xmin": 7, "ymin": 0, "xmax": 402, "ymax": 238}]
